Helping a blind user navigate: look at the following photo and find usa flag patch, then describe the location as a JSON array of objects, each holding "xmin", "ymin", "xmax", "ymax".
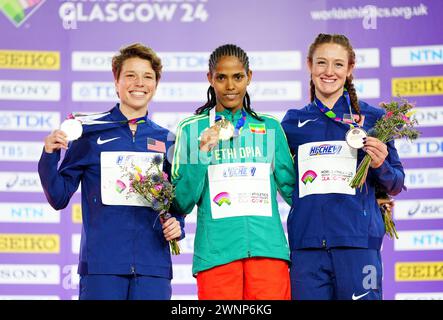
[{"xmin": 147, "ymin": 138, "xmax": 166, "ymax": 153}]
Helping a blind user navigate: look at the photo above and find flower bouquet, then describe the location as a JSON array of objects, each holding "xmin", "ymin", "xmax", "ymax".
[
  {"xmin": 350, "ymin": 98, "xmax": 420, "ymax": 239},
  {"xmin": 350, "ymin": 98, "xmax": 420, "ymax": 189},
  {"xmin": 127, "ymin": 155, "xmax": 180, "ymax": 255}
]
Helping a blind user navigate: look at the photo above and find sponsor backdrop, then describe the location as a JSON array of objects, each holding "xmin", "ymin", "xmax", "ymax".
[{"xmin": 0, "ymin": 0, "xmax": 442, "ymax": 300}]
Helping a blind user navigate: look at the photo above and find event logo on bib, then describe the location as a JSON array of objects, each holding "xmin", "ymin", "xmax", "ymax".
[
  {"xmin": 213, "ymin": 192, "xmax": 231, "ymax": 207},
  {"xmin": 0, "ymin": 0, "xmax": 46, "ymax": 27},
  {"xmin": 115, "ymin": 180, "xmax": 127, "ymax": 194},
  {"xmin": 301, "ymin": 170, "xmax": 317, "ymax": 184}
]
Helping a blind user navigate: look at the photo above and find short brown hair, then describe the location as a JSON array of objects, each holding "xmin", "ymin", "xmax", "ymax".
[{"xmin": 112, "ymin": 43, "xmax": 162, "ymax": 83}]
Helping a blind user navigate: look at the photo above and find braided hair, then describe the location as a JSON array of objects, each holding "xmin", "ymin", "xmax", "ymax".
[
  {"xmin": 195, "ymin": 44, "xmax": 262, "ymax": 121},
  {"xmin": 307, "ymin": 33, "xmax": 362, "ymax": 123}
]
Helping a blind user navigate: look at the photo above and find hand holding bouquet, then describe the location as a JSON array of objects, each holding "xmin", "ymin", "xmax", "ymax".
[
  {"xmin": 376, "ymin": 187, "xmax": 398, "ymax": 239},
  {"xmin": 127, "ymin": 155, "xmax": 180, "ymax": 255},
  {"xmin": 350, "ymin": 98, "xmax": 420, "ymax": 189}
]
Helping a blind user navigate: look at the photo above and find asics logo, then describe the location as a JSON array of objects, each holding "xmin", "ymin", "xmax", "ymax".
[
  {"xmin": 97, "ymin": 137, "xmax": 120, "ymax": 145},
  {"xmin": 352, "ymin": 291, "xmax": 370, "ymax": 300},
  {"xmin": 298, "ymin": 118, "xmax": 318, "ymax": 128}
]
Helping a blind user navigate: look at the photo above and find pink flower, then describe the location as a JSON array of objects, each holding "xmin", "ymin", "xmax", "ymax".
[
  {"xmin": 162, "ymin": 172, "xmax": 168, "ymax": 180},
  {"xmin": 385, "ymin": 111, "xmax": 393, "ymax": 118},
  {"xmin": 401, "ymin": 115, "xmax": 411, "ymax": 123},
  {"xmin": 154, "ymin": 184, "xmax": 163, "ymax": 191}
]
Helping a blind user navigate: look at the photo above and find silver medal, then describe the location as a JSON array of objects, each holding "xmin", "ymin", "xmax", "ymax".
[
  {"xmin": 345, "ymin": 127, "xmax": 367, "ymax": 149},
  {"xmin": 60, "ymin": 119, "xmax": 83, "ymax": 141}
]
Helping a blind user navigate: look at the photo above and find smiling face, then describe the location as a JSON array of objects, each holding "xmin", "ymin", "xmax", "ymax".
[
  {"xmin": 115, "ymin": 57, "xmax": 157, "ymax": 117},
  {"xmin": 207, "ymin": 55, "xmax": 252, "ymax": 114},
  {"xmin": 308, "ymin": 43, "xmax": 354, "ymax": 106}
]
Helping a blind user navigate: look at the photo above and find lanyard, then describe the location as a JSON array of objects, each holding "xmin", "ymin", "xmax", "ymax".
[
  {"xmin": 209, "ymin": 108, "xmax": 247, "ymax": 137},
  {"xmin": 68, "ymin": 111, "xmax": 147, "ymax": 126},
  {"xmin": 314, "ymin": 89, "xmax": 359, "ymax": 129}
]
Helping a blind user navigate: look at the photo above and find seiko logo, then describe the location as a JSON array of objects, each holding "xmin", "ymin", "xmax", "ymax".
[
  {"xmin": 396, "ymin": 262, "xmax": 443, "ymax": 281},
  {"xmin": 0, "ymin": 235, "xmax": 59, "ymax": 252}
]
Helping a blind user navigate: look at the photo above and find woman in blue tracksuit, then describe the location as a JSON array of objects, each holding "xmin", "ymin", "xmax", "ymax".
[
  {"xmin": 281, "ymin": 34, "xmax": 405, "ymax": 300},
  {"xmin": 38, "ymin": 43, "xmax": 184, "ymax": 300}
]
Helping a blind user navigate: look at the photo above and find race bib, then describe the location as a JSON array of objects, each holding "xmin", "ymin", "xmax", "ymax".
[
  {"xmin": 298, "ymin": 141, "xmax": 357, "ymax": 198},
  {"xmin": 208, "ymin": 162, "xmax": 272, "ymax": 219},
  {"xmin": 101, "ymin": 151, "xmax": 163, "ymax": 206}
]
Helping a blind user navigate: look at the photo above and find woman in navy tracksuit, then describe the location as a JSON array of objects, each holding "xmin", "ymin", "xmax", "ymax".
[
  {"xmin": 38, "ymin": 43, "xmax": 184, "ymax": 300},
  {"xmin": 281, "ymin": 34, "xmax": 405, "ymax": 300}
]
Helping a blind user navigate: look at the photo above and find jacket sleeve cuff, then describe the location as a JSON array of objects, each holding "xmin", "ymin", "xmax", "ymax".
[
  {"xmin": 40, "ymin": 148, "xmax": 61, "ymax": 164},
  {"xmin": 371, "ymin": 161, "xmax": 390, "ymax": 177}
]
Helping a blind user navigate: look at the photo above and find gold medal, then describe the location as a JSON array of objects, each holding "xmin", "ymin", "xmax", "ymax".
[{"xmin": 215, "ymin": 119, "xmax": 235, "ymax": 140}]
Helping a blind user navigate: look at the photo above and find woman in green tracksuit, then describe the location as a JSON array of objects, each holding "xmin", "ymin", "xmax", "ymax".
[{"xmin": 171, "ymin": 44, "xmax": 296, "ymax": 300}]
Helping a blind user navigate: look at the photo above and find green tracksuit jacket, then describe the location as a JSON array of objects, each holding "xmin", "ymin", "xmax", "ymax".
[{"xmin": 172, "ymin": 108, "xmax": 295, "ymax": 275}]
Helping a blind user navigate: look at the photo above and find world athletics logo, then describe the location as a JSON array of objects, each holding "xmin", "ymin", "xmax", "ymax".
[
  {"xmin": 213, "ymin": 192, "xmax": 231, "ymax": 207},
  {"xmin": 0, "ymin": 0, "xmax": 46, "ymax": 27},
  {"xmin": 301, "ymin": 170, "xmax": 317, "ymax": 185}
]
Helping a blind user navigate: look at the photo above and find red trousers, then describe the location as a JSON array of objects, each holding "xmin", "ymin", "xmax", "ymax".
[{"xmin": 196, "ymin": 257, "xmax": 291, "ymax": 300}]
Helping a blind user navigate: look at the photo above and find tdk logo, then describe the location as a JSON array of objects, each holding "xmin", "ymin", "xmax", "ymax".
[
  {"xmin": 223, "ymin": 166, "xmax": 256, "ymax": 178},
  {"xmin": 309, "ymin": 144, "xmax": 342, "ymax": 156},
  {"xmin": 0, "ymin": 112, "xmax": 59, "ymax": 131},
  {"xmin": 397, "ymin": 138, "xmax": 443, "ymax": 158},
  {"xmin": 162, "ymin": 53, "xmax": 207, "ymax": 72}
]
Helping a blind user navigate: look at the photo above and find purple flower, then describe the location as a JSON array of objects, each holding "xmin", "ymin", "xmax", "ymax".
[
  {"xmin": 152, "ymin": 155, "xmax": 163, "ymax": 166},
  {"xmin": 152, "ymin": 199, "xmax": 162, "ymax": 211},
  {"xmin": 151, "ymin": 174, "xmax": 161, "ymax": 183}
]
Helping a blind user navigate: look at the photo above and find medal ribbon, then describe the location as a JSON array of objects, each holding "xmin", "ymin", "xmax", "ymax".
[
  {"xmin": 214, "ymin": 108, "xmax": 247, "ymax": 137},
  {"xmin": 68, "ymin": 112, "xmax": 147, "ymax": 126},
  {"xmin": 314, "ymin": 89, "xmax": 360, "ymax": 129}
]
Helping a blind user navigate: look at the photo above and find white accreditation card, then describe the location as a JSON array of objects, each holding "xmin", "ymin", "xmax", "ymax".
[
  {"xmin": 208, "ymin": 162, "xmax": 272, "ymax": 219},
  {"xmin": 298, "ymin": 140, "xmax": 357, "ymax": 198},
  {"xmin": 100, "ymin": 151, "xmax": 163, "ymax": 206}
]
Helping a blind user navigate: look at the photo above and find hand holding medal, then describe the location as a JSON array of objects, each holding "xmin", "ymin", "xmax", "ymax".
[
  {"xmin": 345, "ymin": 127, "xmax": 367, "ymax": 149},
  {"xmin": 200, "ymin": 108, "xmax": 246, "ymax": 152},
  {"xmin": 44, "ymin": 115, "xmax": 84, "ymax": 153},
  {"xmin": 200, "ymin": 125, "xmax": 221, "ymax": 152},
  {"xmin": 60, "ymin": 118, "xmax": 83, "ymax": 141}
]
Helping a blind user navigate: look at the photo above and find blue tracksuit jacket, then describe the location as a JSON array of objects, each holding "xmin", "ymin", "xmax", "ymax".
[
  {"xmin": 38, "ymin": 104, "xmax": 184, "ymax": 278},
  {"xmin": 281, "ymin": 97, "xmax": 405, "ymax": 250}
]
